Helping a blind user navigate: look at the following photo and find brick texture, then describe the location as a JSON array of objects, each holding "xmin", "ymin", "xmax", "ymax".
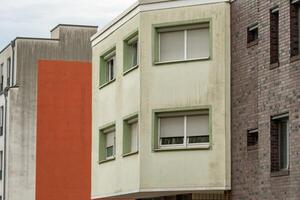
[{"xmin": 231, "ymin": 0, "xmax": 300, "ymax": 199}]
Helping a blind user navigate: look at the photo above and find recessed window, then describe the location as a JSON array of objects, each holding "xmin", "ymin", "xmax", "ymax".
[
  {"xmin": 0, "ymin": 151, "xmax": 3, "ymax": 180},
  {"xmin": 99, "ymin": 124, "xmax": 116, "ymax": 162},
  {"xmin": 156, "ymin": 22, "xmax": 210, "ymax": 63},
  {"xmin": 247, "ymin": 24, "xmax": 258, "ymax": 45},
  {"xmin": 154, "ymin": 109, "xmax": 210, "ymax": 150},
  {"xmin": 124, "ymin": 33, "xmax": 138, "ymax": 72},
  {"xmin": 100, "ymin": 48, "xmax": 116, "ymax": 87},
  {"xmin": 270, "ymin": 8, "xmax": 279, "ymax": 65},
  {"xmin": 7, "ymin": 57, "xmax": 11, "ymax": 87},
  {"xmin": 0, "ymin": 63, "xmax": 3, "ymax": 92},
  {"xmin": 0, "ymin": 106, "xmax": 3, "ymax": 136},
  {"xmin": 290, "ymin": 0, "xmax": 300, "ymax": 57},
  {"xmin": 271, "ymin": 114, "xmax": 289, "ymax": 172},
  {"xmin": 123, "ymin": 115, "xmax": 139, "ymax": 155},
  {"xmin": 247, "ymin": 128, "xmax": 258, "ymax": 149}
]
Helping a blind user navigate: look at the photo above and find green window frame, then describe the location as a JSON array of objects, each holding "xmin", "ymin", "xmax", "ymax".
[
  {"xmin": 153, "ymin": 19, "xmax": 212, "ymax": 65},
  {"xmin": 99, "ymin": 47, "xmax": 116, "ymax": 88},
  {"xmin": 152, "ymin": 106, "xmax": 212, "ymax": 152},
  {"xmin": 123, "ymin": 113, "xmax": 139, "ymax": 157},
  {"xmin": 99, "ymin": 122, "xmax": 116, "ymax": 164},
  {"xmin": 123, "ymin": 31, "xmax": 139, "ymax": 74}
]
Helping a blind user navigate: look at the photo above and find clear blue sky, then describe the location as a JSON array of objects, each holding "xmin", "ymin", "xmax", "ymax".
[{"xmin": 0, "ymin": 0, "xmax": 136, "ymax": 50}]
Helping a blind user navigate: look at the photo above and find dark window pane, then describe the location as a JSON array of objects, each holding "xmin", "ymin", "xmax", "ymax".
[
  {"xmin": 188, "ymin": 136, "xmax": 209, "ymax": 144},
  {"xmin": 161, "ymin": 137, "xmax": 184, "ymax": 145}
]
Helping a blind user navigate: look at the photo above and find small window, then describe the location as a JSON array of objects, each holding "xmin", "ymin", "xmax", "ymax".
[
  {"xmin": 0, "ymin": 63, "xmax": 3, "ymax": 91},
  {"xmin": 290, "ymin": 0, "xmax": 300, "ymax": 57},
  {"xmin": 247, "ymin": 128, "xmax": 258, "ymax": 149},
  {"xmin": 271, "ymin": 114, "xmax": 289, "ymax": 172},
  {"xmin": 270, "ymin": 8, "xmax": 279, "ymax": 65},
  {"xmin": 154, "ymin": 109, "xmax": 210, "ymax": 150},
  {"xmin": 99, "ymin": 48, "xmax": 116, "ymax": 87},
  {"xmin": 156, "ymin": 22, "xmax": 210, "ymax": 63},
  {"xmin": 124, "ymin": 33, "xmax": 138, "ymax": 72},
  {"xmin": 123, "ymin": 115, "xmax": 139, "ymax": 155},
  {"xmin": 247, "ymin": 24, "xmax": 258, "ymax": 45},
  {"xmin": 99, "ymin": 124, "xmax": 116, "ymax": 162},
  {"xmin": 7, "ymin": 57, "xmax": 11, "ymax": 87},
  {"xmin": 0, "ymin": 106, "xmax": 3, "ymax": 136}
]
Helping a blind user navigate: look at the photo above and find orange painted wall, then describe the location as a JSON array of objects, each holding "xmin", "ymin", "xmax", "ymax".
[{"xmin": 36, "ymin": 60, "xmax": 91, "ymax": 200}]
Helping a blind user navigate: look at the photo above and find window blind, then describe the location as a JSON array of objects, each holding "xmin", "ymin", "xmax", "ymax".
[
  {"xmin": 160, "ymin": 116, "xmax": 184, "ymax": 138},
  {"xmin": 186, "ymin": 115, "xmax": 209, "ymax": 137},
  {"xmin": 159, "ymin": 31, "xmax": 185, "ymax": 61}
]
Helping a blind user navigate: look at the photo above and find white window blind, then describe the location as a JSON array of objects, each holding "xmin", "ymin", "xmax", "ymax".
[
  {"xmin": 160, "ymin": 116, "xmax": 184, "ymax": 138},
  {"xmin": 159, "ymin": 31, "xmax": 185, "ymax": 62},
  {"xmin": 186, "ymin": 115, "xmax": 209, "ymax": 137},
  {"xmin": 130, "ymin": 122, "xmax": 138, "ymax": 152},
  {"xmin": 106, "ymin": 131, "xmax": 115, "ymax": 148},
  {"xmin": 187, "ymin": 28, "xmax": 209, "ymax": 59}
]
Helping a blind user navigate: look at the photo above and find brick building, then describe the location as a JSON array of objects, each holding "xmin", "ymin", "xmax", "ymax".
[{"xmin": 231, "ymin": 0, "xmax": 300, "ymax": 199}]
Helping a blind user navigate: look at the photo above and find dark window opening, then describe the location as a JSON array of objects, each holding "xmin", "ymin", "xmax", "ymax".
[
  {"xmin": 247, "ymin": 24, "xmax": 259, "ymax": 45},
  {"xmin": 247, "ymin": 129, "xmax": 258, "ymax": 149},
  {"xmin": 290, "ymin": 0, "xmax": 300, "ymax": 57},
  {"xmin": 270, "ymin": 8, "xmax": 279, "ymax": 65}
]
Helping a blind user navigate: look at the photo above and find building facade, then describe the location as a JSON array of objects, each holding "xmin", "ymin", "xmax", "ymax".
[
  {"xmin": 231, "ymin": 0, "xmax": 300, "ymax": 199},
  {"xmin": 0, "ymin": 24, "xmax": 97, "ymax": 200},
  {"xmin": 91, "ymin": 0, "xmax": 231, "ymax": 200}
]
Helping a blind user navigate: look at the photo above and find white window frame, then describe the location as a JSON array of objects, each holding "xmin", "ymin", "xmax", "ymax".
[
  {"xmin": 157, "ymin": 23, "xmax": 210, "ymax": 63},
  {"xmin": 128, "ymin": 117, "xmax": 139, "ymax": 153},
  {"xmin": 158, "ymin": 112, "xmax": 210, "ymax": 149}
]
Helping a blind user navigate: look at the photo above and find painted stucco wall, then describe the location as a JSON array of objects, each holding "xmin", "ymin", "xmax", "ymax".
[{"xmin": 92, "ymin": 1, "xmax": 230, "ymax": 199}]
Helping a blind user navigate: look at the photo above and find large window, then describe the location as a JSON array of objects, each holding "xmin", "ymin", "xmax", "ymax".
[
  {"xmin": 271, "ymin": 114, "xmax": 289, "ymax": 173},
  {"xmin": 153, "ymin": 109, "xmax": 210, "ymax": 150},
  {"xmin": 156, "ymin": 22, "xmax": 210, "ymax": 63},
  {"xmin": 291, "ymin": 0, "xmax": 300, "ymax": 57},
  {"xmin": 99, "ymin": 124, "xmax": 116, "ymax": 163},
  {"xmin": 124, "ymin": 32, "xmax": 138, "ymax": 73},
  {"xmin": 123, "ymin": 114, "xmax": 139, "ymax": 156},
  {"xmin": 99, "ymin": 48, "xmax": 116, "ymax": 87}
]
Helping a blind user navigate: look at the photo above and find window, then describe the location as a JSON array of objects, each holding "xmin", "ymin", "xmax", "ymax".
[
  {"xmin": 247, "ymin": 24, "xmax": 258, "ymax": 45},
  {"xmin": 156, "ymin": 22, "xmax": 210, "ymax": 63},
  {"xmin": 7, "ymin": 57, "xmax": 11, "ymax": 87},
  {"xmin": 0, "ymin": 151, "xmax": 3, "ymax": 180},
  {"xmin": 99, "ymin": 48, "xmax": 116, "ymax": 87},
  {"xmin": 271, "ymin": 114, "xmax": 289, "ymax": 173},
  {"xmin": 124, "ymin": 32, "xmax": 138, "ymax": 72},
  {"xmin": 0, "ymin": 106, "xmax": 3, "ymax": 136},
  {"xmin": 99, "ymin": 124, "xmax": 116, "ymax": 162},
  {"xmin": 0, "ymin": 63, "xmax": 3, "ymax": 92},
  {"xmin": 153, "ymin": 109, "xmax": 210, "ymax": 150},
  {"xmin": 247, "ymin": 128, "xmax": 258, "ymax": 150},
  {"xmin": 270, "ymin": 8, "xmax": 279, "ymax": 65},
  {"xmin": 291, "ymin": 0, "xmax": 300, "ymax": 57},
  {"xmin": 123, "ymin": 115, "xmax": 139, "ymax": 155}
]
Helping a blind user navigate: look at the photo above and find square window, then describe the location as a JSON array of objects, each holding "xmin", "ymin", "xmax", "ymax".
[
  {"xmin": 124, "ymin": 33, "xmax": 138, "ymax": 72},
  {"xmin": 154, "ymin": 109, "xmax": 210, "ymax": 150},
  {"xmin": 99, "ymin": 124, "xmax": 116, "ymax": 162},
  {"xmin": 247, "ymin": 24, "xmax": 258, "ymax": 45},
  {"xmin": 156, "ymin": 22, "xmax": 210, "ymax": 63},
  {"xmin": 123, "ymin": 115, "xmax": 139, "ymax": 155},
  {"xmin": 271, "ymin": 114, "xmax": 289, "ymax": 172},
  {"xmin": 247, "ymin": 128, "xmax": 258, "ymax": 149},
  {"xmin": 100, "ymin": 48, "xmax": 116, "ymax": 87}
]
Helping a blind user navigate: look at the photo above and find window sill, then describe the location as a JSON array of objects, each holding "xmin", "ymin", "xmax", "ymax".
[
  {"xmin": 290, "ymin": 54, "xmax": 300, "ymax": 63},
  {"xmin": 271, "ymin": 169, "xmax": 289, "ymax": 177},
  {"xmin": 98, "ymin": 157, "xmax": 116, "ymax": 165},
  {"xmin": 270, "ymin": 62, "xmax": 279, "ymax": 69},
  {"xmin": 99, "ymin": 79, "xmax": 116, "ymax": 89},
  {"xmin": 123, "ymin": 65, "xmax": 139, "ymax": 76},
  {"xmin": 154, "ymin": 145, "xmax": 210, "ymax": 152},
  {"xmin": 154, "ymin": 57, "xmax": 210, "ymax": 66},
  {"xmin": 247, "ymin": 40, "xmax": 258, "ymax": 48},
  {"xmin": 122, "ymin": 151, "xmax": 139, "ymax": 158}
]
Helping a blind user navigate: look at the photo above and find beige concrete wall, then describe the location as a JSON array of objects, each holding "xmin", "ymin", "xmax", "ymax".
[{"xmin": 92, "ymin": 1, "xmax": 230, "ymax": 199}]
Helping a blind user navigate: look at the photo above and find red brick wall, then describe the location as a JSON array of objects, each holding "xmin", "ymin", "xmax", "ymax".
[
  {"xmin": 231, "ymin": 0, "xmax": 300, "ymax": 199},
  {"xmin": 36, "ymin": 60, "xmax": 91, "ymax": 200}
]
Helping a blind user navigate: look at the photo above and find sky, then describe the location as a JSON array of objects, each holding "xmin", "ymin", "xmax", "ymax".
[{"xmin": 0, "ymin": 0, "xmax": 136, "ymax": 50}]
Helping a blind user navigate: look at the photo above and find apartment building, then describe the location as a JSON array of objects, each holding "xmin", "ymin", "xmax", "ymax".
[
  {"xmin": 91, "ymin": 0, "xmax": 231, "ymax": 200},
  {"xmin": 231, "ymin": 0, "xmax": 300, "ymax": 199},
  {"xmin": 0, "ymin": 24, "xmax": 97, "ymax": 200}
]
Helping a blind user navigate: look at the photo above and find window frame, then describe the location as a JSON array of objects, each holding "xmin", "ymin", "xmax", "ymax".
[
  {"xmin": 152, "ymin": 19, "xmax": 212, "ymax": 65},
  {"xmin": 123, "ymin": 113, "xmax": 139, "ymax": 157},
  {"xmin": 99, "ymin": 47, "xmax": 116, "ymax": 89},
  {"xmin": 152, "ymin": 106, "xmax": 212, "ymax": 152},
  {"xmin": 123, "ymin": 30, "xmax": 139, "ymax": 74},
  {"xmin": 98, "ymin": 122, "xmax": 116, "ymax": 164}
]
